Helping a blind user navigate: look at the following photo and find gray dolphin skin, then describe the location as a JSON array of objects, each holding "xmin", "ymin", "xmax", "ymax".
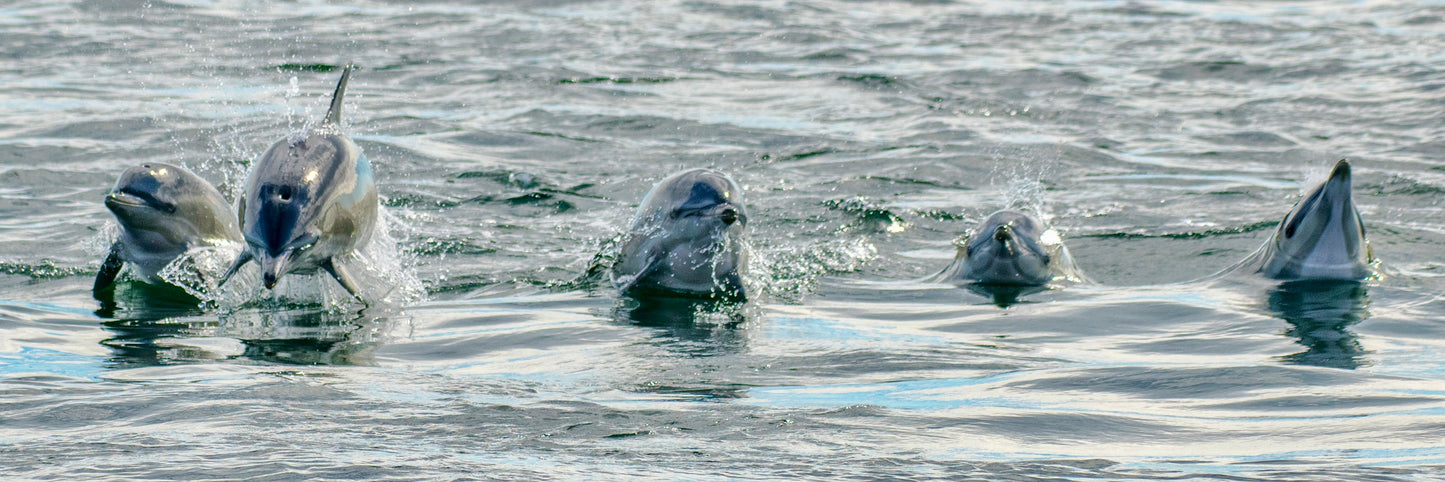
[
  {"xmin": 96, "ymin": 163, "xmax": 242, "ymax": 294},
  {"xmin": 938, "ymin": 209, "xmax": 1068, "ymax": 286},
  {"xmin": 218, "ymin": 65, "xmax": 378, "ymax": 297},
  {"xmin": 612, "ymin": 168, "xmax": 749, "ymax": 300},
  {"xmin": 1247, "ymin": 159, "xmax": 1373, "ymax": 280}
]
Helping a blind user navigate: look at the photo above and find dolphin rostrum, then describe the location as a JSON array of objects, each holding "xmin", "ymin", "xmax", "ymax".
[
  {"xmin": 96, "ymin": 162, "xmax": 242, "ymax": 295},
  {"xmin": 218, "ymin": 65, "xmax": 378, "ymax": 297},
  {"xmin": 937, "ymin": 209, "xmax": 1079, "ymax": 286},
  {"xmin": 1243, "ymin": 159, "xmax": 1373, "ymax": 281},
  {"xmin": 612, "ymin": 168, "xmax": 749, "ymax": 300}
]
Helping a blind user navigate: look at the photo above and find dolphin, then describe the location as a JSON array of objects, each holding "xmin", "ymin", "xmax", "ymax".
[
  {"xmin": 937, "ymin": 209, "xmax": 1078, "ymax": 286},
  {"xmin": 1243, "ymin": 159, "xmax": 1373, "ymax": 281},
  {"xmin": 218, "ymin": 65, "xmax": 378, "ymax": 297},
  {"xmin": 96, "ymin": 162, "xmax": 242, "ymax": 295},
  {"xmin": 611, "ymin": 168, "xmax": 748, "ymax": 300}
]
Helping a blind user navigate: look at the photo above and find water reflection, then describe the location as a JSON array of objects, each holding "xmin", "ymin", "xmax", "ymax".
[
  {"xmin": 96, "ymin": 281, "xmax": 212, "ymax": 368},
  {"xmin": 100, "ymin": 318, "xmax": 206, "ymax": 369},
  {"xmin": 1269, "ymin": 280, "xmax": 1371, "ymax": 369},
  {"xmin": 96, "ymin": 283, "xmax": 396, "ymax": 367},
  {"xmin": 220, "ymin": 304, "xmax": 392, "ymax": 366},
  {"xmin": 613, "ymin": 295, "xmax": 748, "ymax": 356},
  {"xmin": 965, "ymin": 284, "xmax": 1048, "ymax": 308},
  {"xmin": 238, "ymin": 336, "xmax": 375, "ymax": 366},
  {"xmin": 94, "ymin": 281, "xmax": 206, "ymax": 321}
]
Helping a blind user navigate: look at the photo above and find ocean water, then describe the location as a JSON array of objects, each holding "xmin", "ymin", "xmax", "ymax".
[{"xmin": 5, "ymin": 0, "xmax": 1445, "ymax": 479}]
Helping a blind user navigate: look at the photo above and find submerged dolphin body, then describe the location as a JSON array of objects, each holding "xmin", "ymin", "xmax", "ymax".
[
  {"xmin": 612, "ymin": 168, "xmax": 749, "ymax": 300},
  {"xmin": 1240, "ymin": 159, "xmax": 1373, "ymax": 281},
  {"xmin": 96, "ymin": 163, "xmax": 242, "ymax": 295},
  {"xmin": 219, "ymin": 65, "xmax": 378, "ymax": 297},
  {"xmin": 937, "ymin": 209, "xmax": 1079, "ymax": 286}
]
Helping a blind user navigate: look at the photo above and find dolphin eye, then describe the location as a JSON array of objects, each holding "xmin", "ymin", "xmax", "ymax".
[
  {"xmin": 278, "ymin": 185, "xmax": 293, "ymax": 201},
  {"xmin": 1283, "ymin": 213, "xmax": 1295, "ymax": 239}
]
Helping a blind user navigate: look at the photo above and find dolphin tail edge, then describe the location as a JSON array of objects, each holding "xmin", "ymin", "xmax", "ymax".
[
  {"xmin": 322, "ymin": 64, "xmax": 354, "ymax": 127},
  {"xmin": 217, "ymin": 249, "xmax": 253, "ymax": 288},
  {"xmin": 323, "ymin": 257, "xmax": 364, "ymax": 300}
]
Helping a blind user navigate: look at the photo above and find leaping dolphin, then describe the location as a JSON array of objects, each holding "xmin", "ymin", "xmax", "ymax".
[
  {"xmin": 1242, "ymin": 159, "xmax": 1373, "ymax": 280},
  {"xmin": 218, "ymin": 65, "xmax": 378, "ymax": 297},
  {"xmin": 612, "ymin": 168, "xmax": 749, "ymax": 301},
  {"xmin": 937, "ymin": 209, "xmax": 1080, "ymax": 286},
  {"xmin": 95, "ymin": 162, "xmax": 242, "ymax": 295}
]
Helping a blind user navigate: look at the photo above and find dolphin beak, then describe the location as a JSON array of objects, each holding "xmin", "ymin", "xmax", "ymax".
[
  {"xmin": 103, "ymin": 191, "xmax": 146, "ymax": 212},
  {"xmin": 260, "ymin": 251, "xmax": 293, "ymax": 290},
  {"xmin": 994, "ymin": 225, "xmax": 1016, "ymax": 256},
  {"xmin": 1325, "ymin": 159, "xmax": 1352, "ymax": 200},
  {"xmin": 1317, "ymin": 158, "xmax": 1355, "ymax": 225}
]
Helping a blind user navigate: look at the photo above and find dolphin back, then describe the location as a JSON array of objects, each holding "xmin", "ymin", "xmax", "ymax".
[
  {"xmin": 221, "ymin": 66, "xmax": 378, "ymax": 296},
  {"xmin": 239, "ymin": 132, "xmax": 376, "ymax": 264}
]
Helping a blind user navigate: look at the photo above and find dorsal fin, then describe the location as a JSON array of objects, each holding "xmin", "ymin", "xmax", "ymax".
[{"xmin": 322, "ymin": 64, "xmax": 353, "ymax": 127}]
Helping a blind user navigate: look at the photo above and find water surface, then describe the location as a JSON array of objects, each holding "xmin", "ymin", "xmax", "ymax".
[{"xmin": 5, "ymin": 0, "xmax": 1445, "ymax": 479}]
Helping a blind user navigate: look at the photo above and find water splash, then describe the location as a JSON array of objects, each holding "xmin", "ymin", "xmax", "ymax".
[
  {"xmin": 158, "ymin": 207, "xmax": 425, "ymax": 309},
  {"xmin": 1003, "ymin": 178, "xmax": 1046, "ymax": 216},
  {"xmin": 156, "ymin": 242, "xmax": 243, "ymax": 299},
  {"xmin": 83, "ymin": 222, "xmax": 121, "ymax": 258},
  {"xmin": 1298, "ymin": 159, "xmax": 1335, "ymax": 196},
  {"xmin": 751, "ymin": 236, "xmax": 878, "ymax": 303},
  {"xmin": 350, "ymin": 207, "xmax": 428, "ymax": 305}
]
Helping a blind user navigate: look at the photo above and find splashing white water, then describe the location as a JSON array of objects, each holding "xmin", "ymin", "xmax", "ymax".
[
  {"xmin": 158, "ymin": 206, "xmax": 426, "ymax": 309},
  {"xmin": 749, "ymin": 236, "xmax": 878, "ymax": 302},
  {"xmin": 1003, "ymin": 178, "xmax": 1046, "ymax": 215},
  {"xmin": 981, "ymin": 144, "xmax": 1059, "ymax": 221},
  {"xmin": 1298, "ymin": 160, "xmax": 1335, "ymax": 196},
  {"xmin": 83, "ymin": 222, "xmax": 121, "ymax": 258}
]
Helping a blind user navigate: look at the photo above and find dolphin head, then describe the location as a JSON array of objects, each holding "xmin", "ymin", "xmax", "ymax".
[
  {"xmin": 659, "ymin": 170, "xmax": 747, "ymax": 235},
  {"xmin": 251, "ymin": 170, "xmax": 315, "ymax": 290},
  {"xmin": 105, "ymin": 162, "xmax": 237, "ymax": 251},
  {"xmin": 1260, "ymin": 159, "xmax": 1372, "ymax": 280},
  {"xmin": 627, "ymin": 168, "xmax": 748, "ymax": 248},
  {"xmin": 615, "ymin": 168, "xmax": 749, "ymax": 299},
  {"xmin": 958, "ymin": 210, "xmax": 1054, "ymax": 286},
  {"xmin": 240, "ymin": 134, "xmax": 356, "ymax": 289}
]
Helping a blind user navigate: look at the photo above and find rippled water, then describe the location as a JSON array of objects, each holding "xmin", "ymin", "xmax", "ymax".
[{"xmin": 6, "ymin": 1, "xmax": 1445, "ymax": 479}]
